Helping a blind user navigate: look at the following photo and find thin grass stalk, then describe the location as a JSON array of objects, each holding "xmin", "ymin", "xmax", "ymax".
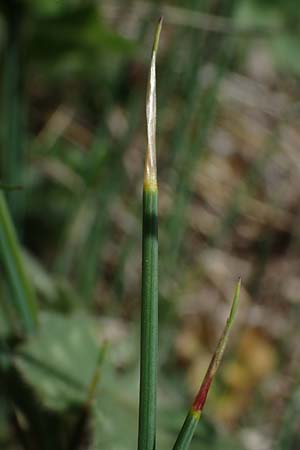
[
  {"xmin": 0, "ymin": 192, "xmax": 38, "ymax": 334},
  {"xmin": 172, "ymin": 279, "xmax": 241, "ymax": 450},
  {"xmin": 138, "ymin": 18, "xmax": 162, "ymax": 450}
]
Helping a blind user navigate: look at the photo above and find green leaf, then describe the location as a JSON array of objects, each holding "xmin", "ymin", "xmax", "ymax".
[{"xmin": 15, "ymin": 312, "xmax": 100, "ymax": 410}]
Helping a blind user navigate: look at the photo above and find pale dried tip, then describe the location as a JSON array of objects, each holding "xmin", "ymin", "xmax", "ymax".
[{"xmin": 144, "ymin": 19, "xmax": 163, "ymax": 190}]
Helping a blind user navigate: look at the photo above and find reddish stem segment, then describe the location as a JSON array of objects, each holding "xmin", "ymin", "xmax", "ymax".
[
  {"xmin": 192, "ymin": 373, "xmax": 213, "ymax": 412},
  {"xmin": 172, "ymin": 280, "xmax": 241, "ymax": 450},
  {"xmin": 192, "ymin": 278, "xmax": 241, "ymax": 414}
]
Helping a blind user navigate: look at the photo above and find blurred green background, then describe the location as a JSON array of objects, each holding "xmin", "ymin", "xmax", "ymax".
[{"xmin": 1, "ymin": 0, "xmax": 300, "ymax": 449}]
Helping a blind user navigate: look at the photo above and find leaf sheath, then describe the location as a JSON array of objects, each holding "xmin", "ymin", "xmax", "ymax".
[
  {"xmin": 138, "ymin": 18, "xmax": 162, "ymax": 450},
  {"xmin": 172, "ymin": 279, "xmax": 241, "ymax": 450}
]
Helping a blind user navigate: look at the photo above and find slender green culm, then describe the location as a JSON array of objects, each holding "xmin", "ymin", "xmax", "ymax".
[
  {"xmin": 138, "ymin": 18, "xmax": 162, "ymax": 450},
  {"xmin": 0, "ymin": 192, "xmax": 38, "ymax": 334},
  {"xmin": 172, "ymin": 279, "xmax": 241, "ymax": 450}
]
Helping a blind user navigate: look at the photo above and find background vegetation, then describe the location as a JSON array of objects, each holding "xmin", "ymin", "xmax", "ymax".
[{"xmin": 1, "ymin": 1, "xmax": 300, "ymax": 449}]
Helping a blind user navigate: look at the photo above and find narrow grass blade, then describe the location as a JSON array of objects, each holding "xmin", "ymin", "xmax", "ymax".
[
  {"xmin": 138, "ymin": 18, "xmax": 162, "ymax": 450},
  {"xmin": 0, "ymin": 192, "xmax": 38, "ymax": 334},
  {"xmin": 172, "ymin": 279, "xmax": 241, "ymax": 450}
]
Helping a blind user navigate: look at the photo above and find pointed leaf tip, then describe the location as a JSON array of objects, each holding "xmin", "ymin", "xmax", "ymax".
[
  {"xmin": 144, "ymin": 20, "xmax": 162, "ymax": 191},
  {"xmin": 191, "ymin": 280, "xmax": 241, "ymax": 414},
  {"xmin": 228, "ymin": 277, "xmax": 241, "ymax": 328},
  {"xmin": 153, "ymin": 17, "xmax": 163, "ymax": 54}
]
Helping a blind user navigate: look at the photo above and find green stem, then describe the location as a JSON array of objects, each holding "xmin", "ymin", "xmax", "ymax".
[
  {"xmin": 172, "ymin": 411, "xmax": 200, "ymax": 450},
  {"xmin": 138, "ymin": 18, "xmax": 162, "ymax": 450},
  {"xmin": 138, "ymin": 188, "xmax": 158, "ymax": 450},
  {"xmin": 172, "ymin": 279, "xmax": 241, "ymax": 450}
]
